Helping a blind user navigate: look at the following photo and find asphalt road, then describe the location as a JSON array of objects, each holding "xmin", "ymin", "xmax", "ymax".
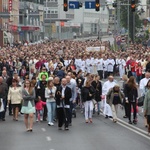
[{"xmin": 0, "ymin": 108, "xmax": 150, "ymax": 150}]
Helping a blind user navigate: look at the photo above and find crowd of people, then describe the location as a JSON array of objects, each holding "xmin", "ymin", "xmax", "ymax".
[{"xmin": 0, "ymin": 39, "xmax": 150, "ymax": 135}]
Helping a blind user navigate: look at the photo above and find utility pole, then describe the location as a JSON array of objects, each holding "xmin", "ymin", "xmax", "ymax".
[
  {"xmin": 133, "ymin": 12, "xmax": 135, "ymax": 43},
  {"xmin": 117, "ymin": 0, "xmax": 120, "ymax": 35},
  {"xmin": 127, "ymin": 0, "xmax": 130, "ymax": 48}
]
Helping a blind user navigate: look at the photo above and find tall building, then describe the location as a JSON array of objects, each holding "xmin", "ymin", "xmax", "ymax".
[
  {"xmin": 44, "ymin": 0, "xmax": 74, "ymax": 39},
  {"xmin": 19, "ymin": 0, "xmax": 44, "ymax": 42},
  {"xmin": 0, "ymin": 0, "xmax": 19, "ymax": 47}
]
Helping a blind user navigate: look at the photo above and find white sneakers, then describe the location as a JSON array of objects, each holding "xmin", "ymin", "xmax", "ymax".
[{"xmin": 48, "ymin": 122, "xmax": 54, "ymax": 126}]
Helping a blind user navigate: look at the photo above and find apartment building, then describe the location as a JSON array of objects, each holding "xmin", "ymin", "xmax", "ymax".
[{"xmin": 0, "ymin": 0, "xmax": 19, "ymax": 47}]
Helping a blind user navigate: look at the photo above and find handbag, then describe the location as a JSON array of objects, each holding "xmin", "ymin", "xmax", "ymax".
[{"xmin": 137, "ymin": 95, "xmax": 145, "ymax": 107}]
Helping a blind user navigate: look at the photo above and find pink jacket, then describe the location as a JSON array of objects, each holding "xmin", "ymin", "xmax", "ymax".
[{"xmin": 35, "ymin": 100, "xmax": 46, "ymax": 110}]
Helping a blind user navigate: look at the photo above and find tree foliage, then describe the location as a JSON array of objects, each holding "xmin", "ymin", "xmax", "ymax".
[{"xmin": 119, "ymin": 0, "xmax": 142, "ymax": 42}]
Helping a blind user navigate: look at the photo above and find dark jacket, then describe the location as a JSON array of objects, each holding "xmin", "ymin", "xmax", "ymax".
[
  {"xmin": 124, "ymin": 84, "xmax": 138, "ymax": 102},
  {"xmin": 91, "ymin": 80, "xmax": 102, "ymax": 102},
  {"xmin": 0, "ymin": 82, "xmax": 8, "ymax": 100},
  {"xmin": 55, "ymin": 85, "xmax": 72, "ymax": 106},
  {"xmin": 106, "ymin": 88, "xmax": 124, "ymax": 106},
  {"xmin": 146, "ymin": 61, "xmax": 150, "ymax": 72},
  {"xmin": 81, "ymin": 86, "xmax": 95, "ymax": 102},
  {"xmin": 36, "ymin": 81, "xmax": 47, "ymax": 102}
]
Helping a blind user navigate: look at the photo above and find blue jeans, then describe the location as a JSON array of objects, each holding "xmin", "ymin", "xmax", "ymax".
[
  {"xmin": 132, "ymin": 72, "xmax": 136, "ymax": 79},
  {"xmin": 97, "ymin": 101, "xmax": 101, "ymax": 113},
  {"xmin": 46, "ymin": 101, "xmax": 56, "ymax": 123},
  {"xmin": 36, "ymin": 110, "xmax": 43, "ymax": 120}
]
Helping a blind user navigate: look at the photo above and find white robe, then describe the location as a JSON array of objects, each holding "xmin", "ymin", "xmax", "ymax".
[
  {"xmin": 117, "ymin": 59, "xmax": 126, "ymax": 78},
  {"xmin": 97, "ymin": 58, "xmax": 104, "ymax": 71},
  {"xmin": 107, "ymin": 59, "xmax": 115, "ymax": 72},
  {"xmin": 103, "ymin": 60, "xmax": 108, "ymax": 71},
  {"xmin": 85, "ymin": 59, "xmax": 91, "ymax": 73},
  {"xmin": 80, "ymin": 60, "xmax": 86, "ymax": 72},
  {"xmin": 139, "ymin": 78, "xmax": 149, "ymax": 96},
  {"xmin": 102, "ymin": 80, "xmax": 117, "ymax": 116}
]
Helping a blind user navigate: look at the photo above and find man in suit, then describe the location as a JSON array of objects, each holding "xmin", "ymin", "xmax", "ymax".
[{"xmin": 55, "ymin": 78, "xmax": 72, "ymax": 130}]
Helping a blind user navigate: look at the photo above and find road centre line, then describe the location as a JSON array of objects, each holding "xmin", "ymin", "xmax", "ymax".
[
  {"xmin": 41, "ymin": 128, "xmax": 46, "ymax": 132},
  {"xmin": 46, "ymin": 136, "xmax": 52, "ymax": 141},
  {"xmin": 117, "ymin": 118, "xmax": 148, "ymax": 135}
]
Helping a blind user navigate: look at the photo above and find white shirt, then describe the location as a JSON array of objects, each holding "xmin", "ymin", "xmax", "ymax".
[
  {"xmin": 97, "ymin": 58, "xmax": 104, "ymax": 70},
  {"xmin": 139, "ymin": 78, "xmax": 149, "ymax": 96},
  {"xmin": 102, "ymin": 80, "xmax": 116, "ymax": 95}
]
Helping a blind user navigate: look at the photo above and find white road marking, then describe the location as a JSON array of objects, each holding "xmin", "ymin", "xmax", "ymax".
[
  {"xmin": 41, "ymin": 128, "xmax": 46, "ymax": 132},
  {"xmin": 117, "ymin": 118, "xmax": 148, "ymax": 134},
  {"xmin": 117, "ymin": 119, "xmax": 150, "ymax": 140},
  {"xmin": 46, "ymin": 136, "xmax": 52, "ymax": 141}
]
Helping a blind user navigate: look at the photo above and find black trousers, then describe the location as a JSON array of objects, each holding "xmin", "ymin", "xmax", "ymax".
[
  {"xmin": 57, "ymin": 107, "xmax": 69, "ymax": 128},
  {"xmin": 97, "ymin": 70, "xmax": 103, "ymax": 79},
  {"xmin": 127, "ymin": 102, "xmax": 137, "ymax": 121},
  {"xmin": 107, "ymin": 71, "xmax": 113, "ymax": 77},
  {"xmin": 103, "ymin": 71, "xmax": 108, "ymax": 79},
  {"xmin": 43, "ymin": 105, "xmax": 47, "ymax": 121},
  {"xmin": 123, "ymin": 99, "xmax": 129, "ymax": 117}
]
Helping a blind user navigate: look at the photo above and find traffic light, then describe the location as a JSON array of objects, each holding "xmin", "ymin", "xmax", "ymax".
[
  {"xmin": 131, "ymin": 0, "xmax": 136, "ymax": 12},
  {"xmin": 112, "ymin": 2, "xmax": 117, "ymax": 8},
  {"xmin": 63, "ymin": 0, "xmax": 68, "ymax": 12},
  {"xmin": 79, "ymin": 2, "xmax": 82, "ymax": 8},
  {"xmin": 95, "ymin": 0, "xmax": 100, "ymax": 11}
]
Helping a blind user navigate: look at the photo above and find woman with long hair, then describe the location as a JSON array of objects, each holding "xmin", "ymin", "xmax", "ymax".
[
  {"xmin": 45, "ymin": 80, "xmax": 56, "ymax": 126},
  {"xmin": 21, "ymin": 79, "xmax": 36, "ymax": 132},
  {"xmin": 91, "ymin": 74, "xmax": 102, "ymax": 115},
  {"xmin": 124, "ymin": 76, "xmax": 138, "ymax": 124},
  {"xmin": 144, "ymin": 80, "xmax": 150, "ymax": 135},
  {"xmin": 81, "ymin": 79, "xmax": 95, "ymax": 123}
]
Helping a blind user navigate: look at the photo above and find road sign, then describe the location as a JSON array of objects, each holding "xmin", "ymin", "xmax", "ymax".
[
  {"xmin": 85, "ymin": 1, "xmax": 95, "ymax": 9},
  {"xmin": 69, "ymin": 1, "xmax": 79, "ymax": 9}
]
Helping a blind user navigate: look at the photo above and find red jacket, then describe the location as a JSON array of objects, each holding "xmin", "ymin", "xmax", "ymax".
[
  {"xmin": 35, "ymin": 100, "xmax": 46, "ymax": 110},
  {"xmin": 130, "ymin": 61, "xmax": 137, "ymax": 72}
]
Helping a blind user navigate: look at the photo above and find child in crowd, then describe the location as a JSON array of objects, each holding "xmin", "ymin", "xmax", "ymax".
[{"xmin": 35, "ymin": 96, "xmax": 46, "ymax": 122}]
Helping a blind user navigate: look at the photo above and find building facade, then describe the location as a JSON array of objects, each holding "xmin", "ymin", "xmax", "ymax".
[
  {"xmin": 44, "ymin": 0, "xmax": 74, "ymax": 39},
  {"xmin": 19, "ymin": 0, "xmax": 44, "ymax": 42},
  {"xmin": 0, "ymin": 0, "xmax": 19, "ymax": 47}
]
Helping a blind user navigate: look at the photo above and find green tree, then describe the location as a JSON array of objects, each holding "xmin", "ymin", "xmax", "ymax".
[{"xmin": 120, "ymin": 0, "xmax": 142, "ymax": 42}]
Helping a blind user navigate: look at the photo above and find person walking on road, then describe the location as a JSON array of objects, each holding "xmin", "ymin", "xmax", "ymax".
[
  {"xmin": 91, "ymin": 74, "xmax": 102, "ymax": 115},
  {"xmin": 106, "ymin": 85, "xmax": 124, "ymax": 123},
  {"xmin": 7, "ymin": 79, "xmax": 22, "ymax": 121},
  {"xmin": 81, "ymin": 79, "xmax": 95, "ymax": 123},
  {"xmin": 55, "ymin": 78, "xmax": 72, "ymax": 130},
  {"xmin": 21, "ymin": 79, "xmax": 36, "ymax": 132},
  {"xmin": 124, "ymin": 76, "xmax": 138, "ymax": 124},
  {"xmin": 102, "ymin": 75, "xmax": 116, "ymax": 118},
  {"xmin": 45, "ymin": 80, "xmax": 56, "ymax": 126},
  {"xmin": 144, "ymin": 80, "xmax": 150, "ymax": 135},
  {"xmin": 0, "ymin": 77, "xmax": 8, "ymax": 121}
]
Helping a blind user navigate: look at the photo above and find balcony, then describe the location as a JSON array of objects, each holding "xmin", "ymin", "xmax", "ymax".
[{"xmin": 19, "ymin": 1, "xmax": 44, "ymax": 10}]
